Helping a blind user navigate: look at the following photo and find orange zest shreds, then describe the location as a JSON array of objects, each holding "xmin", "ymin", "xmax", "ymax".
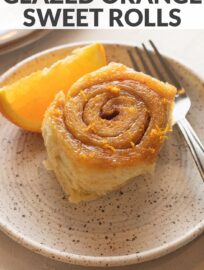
[
  {"xmin": 80, "ymin": 90, "xmax": 88, "ymax": 102},
  {"xmin": 51, "ymin": 109, "xmax": 62, "ymax": 117},
  {"xmin": 80, "ymin": 152, "xmax": 96, "ymax": 160},
  {"xmin": 127, "ymin": 107, "xmax": 137, "ymax": 113},
  {"xmin": 85, "ymin": 120, "xmax": 102, "ymax": 133},
  {"xmin": 103, "ymin": 143, "xmax": 116, "ymax": 152},
  {"xmin": 106, "ymin": 85, "xmax": 120, "ymax": 95},
  {"xmin": 150, "ymin": 124, "xmax": 172, "ymax": 140},
  {"xmin": 80, "ymin": 153, "xmax": 88, "ymax": 160},
  {"xmin": 101, "ymin": 139, "xmax": 108, "ymax": 144},
  {"xmin": 85, "ymin": 123, "xmax": 97, "ymax": 133}
]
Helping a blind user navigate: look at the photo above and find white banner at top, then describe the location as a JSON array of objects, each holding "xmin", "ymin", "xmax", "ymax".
[{"xmin": 0, "ymin": 0, "xmax": 204, "ymax": 29}]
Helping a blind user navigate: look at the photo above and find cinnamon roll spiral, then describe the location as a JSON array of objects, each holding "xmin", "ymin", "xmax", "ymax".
[{"xmin": 42, "ymin": 63, "xmax": 176, "ymax": 203}]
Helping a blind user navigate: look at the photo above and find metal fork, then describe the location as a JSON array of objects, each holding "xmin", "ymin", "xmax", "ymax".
[{"xmin": 128, "ymin": 40, "xmax": 204, "ymax": 181}]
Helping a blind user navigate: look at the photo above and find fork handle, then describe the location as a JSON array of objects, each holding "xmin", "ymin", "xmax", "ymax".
[{"xmin": 177, "ymin": 118, "xmax": 204, "ymax": 181}]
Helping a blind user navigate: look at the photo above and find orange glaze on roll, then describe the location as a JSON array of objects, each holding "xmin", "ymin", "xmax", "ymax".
[{"xmin": 42, "ymin": 63, "xmax": 176, "ymax": 202}]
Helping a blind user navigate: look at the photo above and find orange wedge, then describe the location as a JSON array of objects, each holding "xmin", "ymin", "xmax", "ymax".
[{"xmin": 0, "ymin": 43, "xmax": 106, "ymax": 132}]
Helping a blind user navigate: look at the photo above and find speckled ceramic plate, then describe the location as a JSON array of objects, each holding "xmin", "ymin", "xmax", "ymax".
[{"xmin": 0, "ymin": 42, "xmax": 204, "ymax": 267}]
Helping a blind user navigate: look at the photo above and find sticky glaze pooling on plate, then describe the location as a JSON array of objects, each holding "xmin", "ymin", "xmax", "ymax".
[{"xmin": 0, "ymin": 43, "xmax": 203, "ymax": 267}]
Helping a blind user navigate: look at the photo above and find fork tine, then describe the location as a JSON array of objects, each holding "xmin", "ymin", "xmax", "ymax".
[
  {"xmin": 127, "ymin": 49, "xmax": 140, "ymax": 71},
  {"xmin": 135, "ymin": 46, "xmax": 153, "ymax": 76},
  {"xmin": 149, "ymin": 40, "xmax": 182, "ymax": 89},
  {"xmin": 142, "ymin": 43, "xmax": 166, "ymax": 82}
]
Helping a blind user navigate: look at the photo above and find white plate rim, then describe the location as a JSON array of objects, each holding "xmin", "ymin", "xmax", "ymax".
[
  {"xmin": 0, "ymin": 30, "xmax": 51, "ymax": 55},
  {"xmin": 0, "ymin": 41, "xmax": 204, "ymax": 267},
  {"xmin": 0, "ymin": 30, "xmax": 35, "ymax": 46}
]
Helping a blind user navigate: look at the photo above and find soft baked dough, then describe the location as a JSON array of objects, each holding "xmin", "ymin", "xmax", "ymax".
[{"xmin": 42, "ymin": 63, "xmax": 176, "ymax": 203}]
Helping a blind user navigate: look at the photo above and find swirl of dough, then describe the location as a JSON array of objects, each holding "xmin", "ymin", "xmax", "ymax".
[{"xmin": 42, "ymin": 63, "xmax": 176, "ymax": 202}]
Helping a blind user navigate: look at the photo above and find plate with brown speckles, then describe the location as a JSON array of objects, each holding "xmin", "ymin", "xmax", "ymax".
[{"xmin": 0, "ymin": 42, "xmax": 204, "ymax": 267}]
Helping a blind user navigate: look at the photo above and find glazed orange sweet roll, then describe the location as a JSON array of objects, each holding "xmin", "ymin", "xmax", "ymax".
[{"xmin": 42, "ymin": 63, "xmax": 176, "ymax": 203}]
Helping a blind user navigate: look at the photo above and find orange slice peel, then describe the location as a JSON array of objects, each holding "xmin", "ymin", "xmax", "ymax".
[{"xmin": 0, "ymin": 43, "xmax": 106, "ymax": 132}]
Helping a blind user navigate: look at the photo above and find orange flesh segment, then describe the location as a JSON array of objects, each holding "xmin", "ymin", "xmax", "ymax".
[{"xmin": 0, "ymin": 43, "xmax": 106, "ymax": 132}]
